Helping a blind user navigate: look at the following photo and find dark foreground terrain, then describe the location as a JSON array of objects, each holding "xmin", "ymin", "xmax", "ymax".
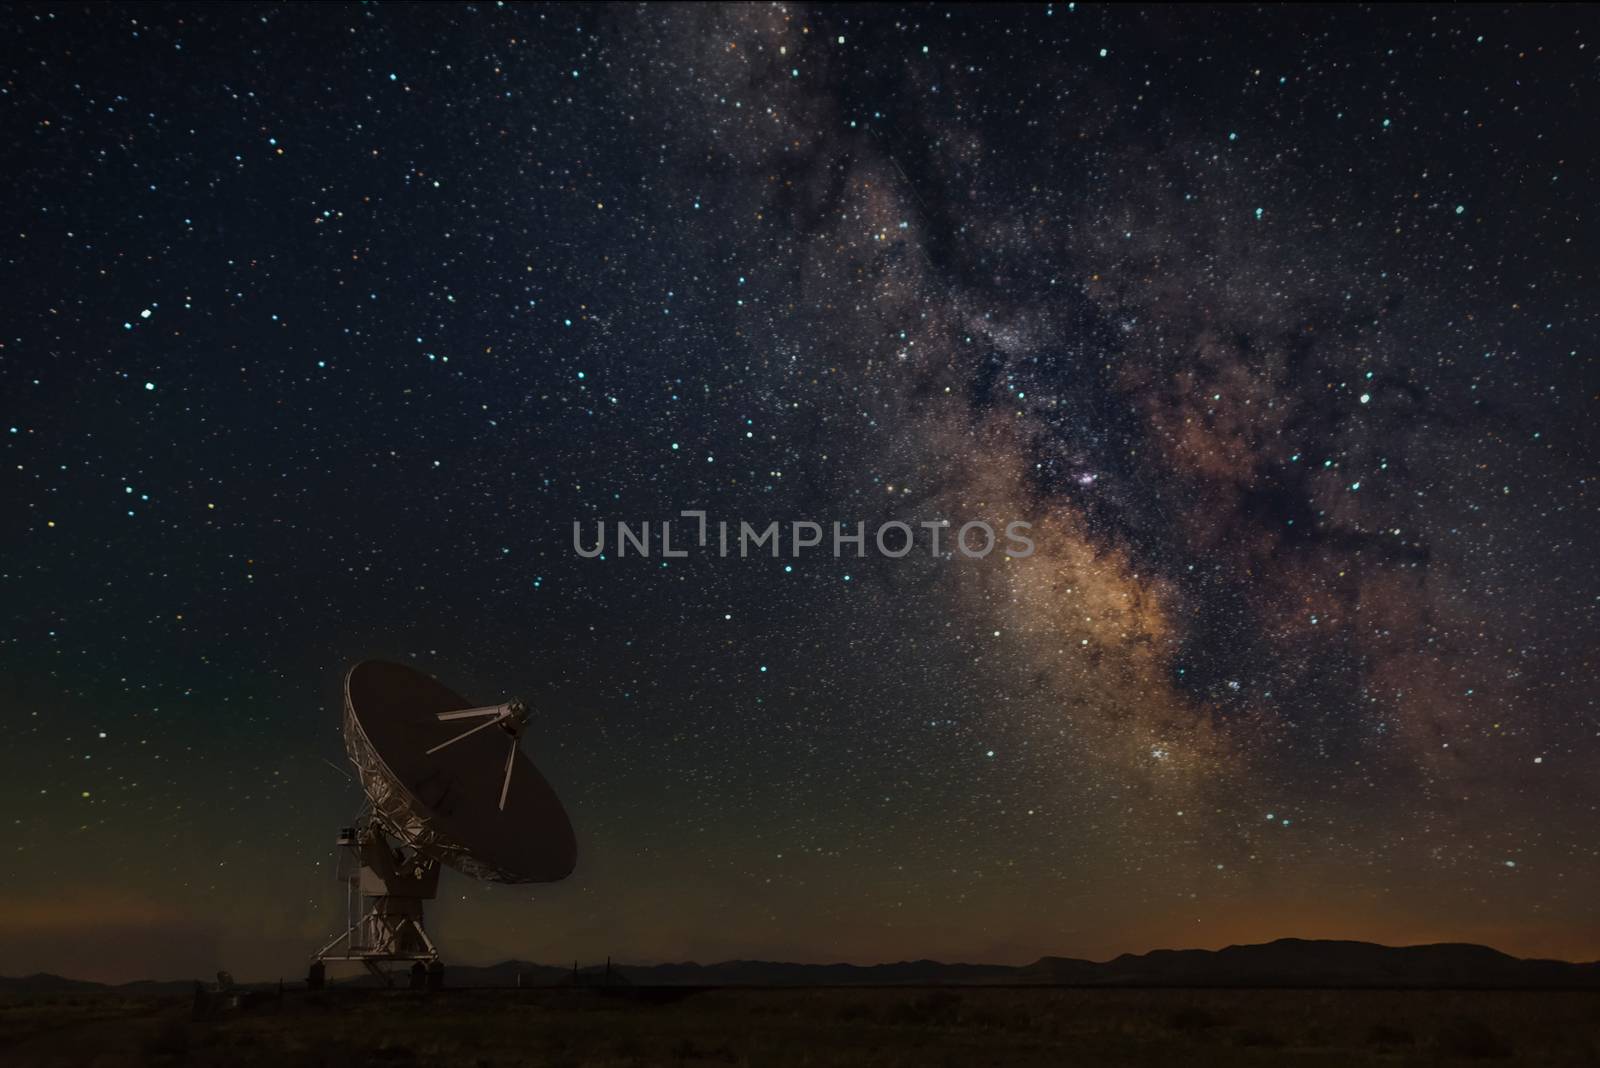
[{"xmin": 3, "ymin": 985, "xmax": 1598, "ymax": 1066}]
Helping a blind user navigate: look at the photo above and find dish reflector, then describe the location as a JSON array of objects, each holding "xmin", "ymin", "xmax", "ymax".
[{"xmin": 343, "ymin": 660, "xmax": 576, "ymax": 883}]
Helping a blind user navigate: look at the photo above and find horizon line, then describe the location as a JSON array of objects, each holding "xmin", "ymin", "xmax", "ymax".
[{"xmin": 14, "ymin": 935, "xmax": 1598, "ymax": 989}]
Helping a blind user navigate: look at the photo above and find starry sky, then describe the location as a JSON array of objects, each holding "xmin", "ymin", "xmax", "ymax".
[{"xmin": 3, "ymin": 4, "xmax": 1598, "ymax": 983}]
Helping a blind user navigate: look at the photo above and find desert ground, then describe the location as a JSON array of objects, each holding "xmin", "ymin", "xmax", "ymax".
[{"xmin": 3, "ymin": 985, "xmax": 1598, "ymax": 1066}]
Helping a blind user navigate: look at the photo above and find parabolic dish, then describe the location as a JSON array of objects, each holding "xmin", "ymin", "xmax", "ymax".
[{"xmin": 343, "ymin": 660, "xmax": 577, "ymax": 883}]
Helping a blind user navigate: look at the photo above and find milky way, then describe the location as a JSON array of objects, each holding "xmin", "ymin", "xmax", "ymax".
[{"xmin": 2, "ymin": 5, "xmax": 1596, "ymax": 981}]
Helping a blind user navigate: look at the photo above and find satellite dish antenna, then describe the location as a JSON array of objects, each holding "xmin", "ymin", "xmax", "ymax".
[{"xmin": 310, "ymin": 661, "xmax": 576, "ymax": 986}]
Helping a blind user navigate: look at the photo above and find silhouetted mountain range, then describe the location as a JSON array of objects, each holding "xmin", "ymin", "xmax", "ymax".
[
  {"xmin": 6, "ymin": 940, "xmax": 1597, "ymax": 993},
  {"xmin": 1011, "ymin": 938, "xmax": 1599, "ymax": 989}
]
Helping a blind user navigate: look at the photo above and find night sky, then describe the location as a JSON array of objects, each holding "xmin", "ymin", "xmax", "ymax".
[{"xmin": 4, "ymin": 4, "xmax": 1597, "ymax": 984}]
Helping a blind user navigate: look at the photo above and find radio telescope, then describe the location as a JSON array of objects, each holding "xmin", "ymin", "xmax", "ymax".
[{"xmin": 310, "ymin": 660, "xmax": 576, "ymax": 986}]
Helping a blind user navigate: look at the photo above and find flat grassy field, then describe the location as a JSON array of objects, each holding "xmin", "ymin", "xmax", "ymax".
[{"xmin": 3, "ymin": 985, "xmax": 1597, "ymax": 1066}]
